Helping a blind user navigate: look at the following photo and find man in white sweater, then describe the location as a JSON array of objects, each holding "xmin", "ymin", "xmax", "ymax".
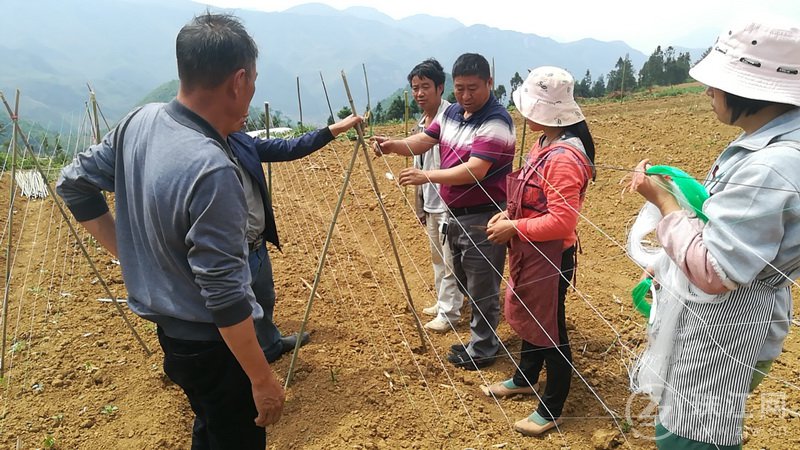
[{"xmin": 407, "ymin": 58, "xmax": 462, "ymax": 333}]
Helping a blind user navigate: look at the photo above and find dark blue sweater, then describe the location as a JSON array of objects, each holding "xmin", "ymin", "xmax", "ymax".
[{"xmin": 228, "ymin": 127, "xmax": 334, "ymax": 250}]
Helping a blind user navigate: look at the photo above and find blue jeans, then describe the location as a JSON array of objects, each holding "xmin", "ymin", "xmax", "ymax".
[{"xmin": 248, "ymin": 244, "xmax": 283, "ymax": 361}]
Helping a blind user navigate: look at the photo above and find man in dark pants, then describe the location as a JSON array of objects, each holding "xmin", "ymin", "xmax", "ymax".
[
  {"xmin": 228, "ymin": 114, "xmax": 362, "ymax": 362},
  {"xmin": 373, "ymin": 53, "xmax": 515, "ymax": 370},
  {"xmin": 57, "ymin": 13, "xmax": 282, "ymax": 448}
]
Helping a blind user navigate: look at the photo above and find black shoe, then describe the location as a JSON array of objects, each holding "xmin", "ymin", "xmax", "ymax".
[
  {"xmin": 267, "ymin": 332, "xmax": 310, "ymax": 363},
  {"xmin": 450, "ymin": 343, "xmax": 468, "ymax": 355},
  {"xmin": 447, "ymin": 350, "xmax": 495, "ymax": 371}
]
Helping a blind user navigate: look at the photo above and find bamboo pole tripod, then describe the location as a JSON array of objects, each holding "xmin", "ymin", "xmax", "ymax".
[
  {"xmin": 0, "ymin": 90, "xmax": 152, "ymax": 362},
  {"xmin": 285, "ymin": 71, "xmax": 427, "ymax": 387}
]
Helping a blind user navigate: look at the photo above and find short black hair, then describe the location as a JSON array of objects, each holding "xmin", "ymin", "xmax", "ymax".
[
  {"xmin": 723, "ymin": 91, "xmax": 782, "ymax": 123},
  {"xmin": 176, "ymin": 12, "xmax": 258, "ymax": 89},
  {"xmin": 452, "ymin": 53, "xmax": 490, "ymax": 81},
  {"xmin": 407, "ymin": 58, "xmax": 446, "ymax": 88}
]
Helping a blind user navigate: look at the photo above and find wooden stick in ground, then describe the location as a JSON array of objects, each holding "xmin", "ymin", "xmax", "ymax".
[
  {"xmin": 284, "ymin": 108, "xmax": 362, "ymax": 388},
  {"xmin": 0, "ymin": 91, "xmax": 152, "ymax": 357},
  {"xmin": 403, "ymin": 90, "xmax": 410, "ymax": 195},
  {"xmin": 0, "ymin": 90, "xmax": 20, "ymax": 378},
  {"xmin": 296, "ymin": 76, "xmax": 303, "ymax": 128},
  {"xmin": 342, "ymin": 71, "xmax": 427, "ymax": 353},
  {"xmin": 300, "ymin": 277, "xmax": 322, "ymax": 299},
  {"xmin": 491, "ymin": 57, "xmax": 496, "ymax": 88},
  {"xmin": 263, "ymin": 101, "xmax": 272, "ymax": 203},
  {"xmin": 362, "ymin": 63, "xmax": 372, "ymax": 136},
  {"xmin": 88, "ymin": 87, "xmax": 101, "ymax": 145},
  {"xmin": 319, "ymin": 71, "xmax": 335, "ymax": 123}
]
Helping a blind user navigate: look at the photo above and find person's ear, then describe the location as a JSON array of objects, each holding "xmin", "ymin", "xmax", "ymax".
[{"xmin": 231, "ymin": 68, "xmax": 248, "ymax": 98}]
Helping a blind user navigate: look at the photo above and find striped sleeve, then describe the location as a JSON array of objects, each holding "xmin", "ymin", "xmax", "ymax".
[
  {"xmin": 470, "ymin": 118, "xmax": 514, "ymax": 163},
  {"xmin": 424, "ymin": 118, "xmax": 441, "ymax": 140}
]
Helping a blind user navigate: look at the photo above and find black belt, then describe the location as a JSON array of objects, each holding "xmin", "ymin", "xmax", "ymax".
[
  {"xmin": 248, "ymin": 235, "xmax": 264, "ymax": 252},
  {"xmin": 449, "ymin": 203, "xmax": 500, "ymax": 217}
]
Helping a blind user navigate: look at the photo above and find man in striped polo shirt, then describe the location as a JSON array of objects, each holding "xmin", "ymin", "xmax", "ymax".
[{"xmin": 373, "ymin": 53, "xmax": 516, "ymax": 370}]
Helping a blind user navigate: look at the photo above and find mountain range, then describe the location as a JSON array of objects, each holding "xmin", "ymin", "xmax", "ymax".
[{"xmin": 0, "ymin": 0, "xmax": 705, "ymax": 130}]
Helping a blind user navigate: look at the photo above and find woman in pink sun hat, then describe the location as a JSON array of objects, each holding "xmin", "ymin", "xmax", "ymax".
[
  {"xmin": 484, "ymin": 66, "xmax": 596, "ymax": 436},
  {"xmin": 629, "ymin": 19, "xmax": 800, "ymax": 449}
]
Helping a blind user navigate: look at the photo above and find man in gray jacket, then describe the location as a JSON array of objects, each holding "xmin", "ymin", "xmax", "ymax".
[{"xmin": 56, "ymin": 13, "xmax": 282, "ymax": 449}]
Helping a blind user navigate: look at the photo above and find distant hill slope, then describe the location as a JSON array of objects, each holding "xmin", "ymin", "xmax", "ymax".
[
  {"xmin": 0, "ymin": 0, "xmax": 703, "ymax": 130},
  {"xmin": 137, "ymin": 80, "xmax": 179, "ymax": 106}
]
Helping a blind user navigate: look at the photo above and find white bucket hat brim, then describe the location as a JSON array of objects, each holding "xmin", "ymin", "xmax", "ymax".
[
  {"xmin": 512, "ymin": 66, "xmax": 585, "ymax": 127},
  {"xmin": 689, "ymin": 20, "xmax": 800, "ymax": 106}
]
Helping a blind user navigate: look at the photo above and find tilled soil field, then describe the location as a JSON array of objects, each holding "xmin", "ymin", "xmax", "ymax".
[{"xmin": 0, "ymin": 90, "xmax": 798, "ymax": 449}]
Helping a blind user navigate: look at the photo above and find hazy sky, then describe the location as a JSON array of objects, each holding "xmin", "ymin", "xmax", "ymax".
[{"xmin": 199, "ymin": 0, "xmax": 799, "ymax": 53}]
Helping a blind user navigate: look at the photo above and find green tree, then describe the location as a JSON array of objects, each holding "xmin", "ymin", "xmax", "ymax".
[
  {"xmin": 327, "ymin": 115, "xmax": 335, "ymax": 126},
  {"xmin": 271, "ymin": 110, "xmax": 290, "ymax": 128},
  {"xmin": 385, "ymin": 97, "xmax": 405, "ymax": 121},
  {"xmin": 638, "ymin": 46, "xmax": 665, "ymax": 88},
  {"xmin": 493, "ymin": 84, "xmax": 507, "ymax": 105},
  {"xmin": 409, "ymin": 99, "xmax": 420, "ymax": 115},
  {"xmin": 509, "ymin": 72, "xmax": 524, "ymax": 106},
  {"xmin": 606, "ymin": 54, "xmax": 637, "ymax": 92},
  {"xmin": 446, "ymin": 91, "xmax": 456, "ymax": 104},
  {"xmin": 337, "ymin": 106, "xmax": 352, "ymax": 120},
  {"xmin": 663, "ymin": 46, "xmax": 692, "ymax": 85},
  {"xmin": 576, "ymin": 70, "xmax": 592, "ymax": 98},
  {"xmin": 591, "ymin": 75, "xmax": 606, "ymax": 98},
  {"xmin": 373, "ymin": 102, "xmax": 384, "ymax": 123}
]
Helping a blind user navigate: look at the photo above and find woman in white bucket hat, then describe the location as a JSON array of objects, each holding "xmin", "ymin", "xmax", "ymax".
[
  {"xmin": 483, "ymin": 66, "xmax": 596, "ymax": 436},
  {"xmin": 628, "ymin": 19, "xmax": 800, "ymax": 449}
]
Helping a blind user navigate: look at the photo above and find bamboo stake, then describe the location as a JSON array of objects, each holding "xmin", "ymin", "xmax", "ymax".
[
  {"xmin": 1, "ymin": 90, "xmax": 20, "ymax": 378},
  {"xmin": 0, "ymin": 91, "xmax": 152, "ymax": 356},
  {"xmin": 263, "ymin": 102, "xmax": 272, "ymax": 203},
  {"xmin": 284, "ymin": 105, "xmax": 362, "ymax": 388},
  {"xmin": 296, "ymin": 76, "xmax": 303, "ymax": 129},
  {"xmin": 403, "ymin": 90, "xmax": 409, "ymax": 137},
  {"xmin": 285, "ymin": 72, "xmax": 430, "ymax": 386},
  {"xmin": 87, "ymin": 83, "xmax": 111, "ymax": 133},
  {"xmin": 403, "ymin": 90, "xmax": 409, "ymax": 195},
  {"xmin": 342, "ymin": 71, "xmax": 426, "ymax": 352},
  {"xmin": 491, "ymin": 57, "xmax": 496, "ymax": 90},
  {"xmin": 362, "ymin": 63, "xmax": 372, "ymax": 136},
  {"xmin": 319, "ymin": 71, "xmax": 335, "ymax": 123},
  {"xmin": 84, "ymin": 102, "xmax": 94, "ymax": 143},
  {"xmin": 88, "ymin": 87, "xmax": 101, "ymax": 145},
  {"xmin": 96, "ymin": 102, "xmax": 111, "ymax": 132}
]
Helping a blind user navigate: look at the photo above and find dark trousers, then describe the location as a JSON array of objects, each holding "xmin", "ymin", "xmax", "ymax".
[
  {"xmin": 158, "ymin": 328, "xmax": 266, "ymax": 450},
  {"xmin": 249, "ymin": 244, "xmax": 283, "ymax": 361},
  {"xmin": 512, "ymin": 246, "xmax": 576, "ymax": 421},
  {"xmin": 448, "ymin": 209, "xmax": 506, "ymax": 359}
]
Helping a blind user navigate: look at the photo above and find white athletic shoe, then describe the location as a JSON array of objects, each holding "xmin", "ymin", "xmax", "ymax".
[
  {"xmin": 424, "ymin": 316, "xmax": 452, "ymax": 333},
  {"xmin": 422, "ymin": 304, "xmax": 439, "ymax": 317}
]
